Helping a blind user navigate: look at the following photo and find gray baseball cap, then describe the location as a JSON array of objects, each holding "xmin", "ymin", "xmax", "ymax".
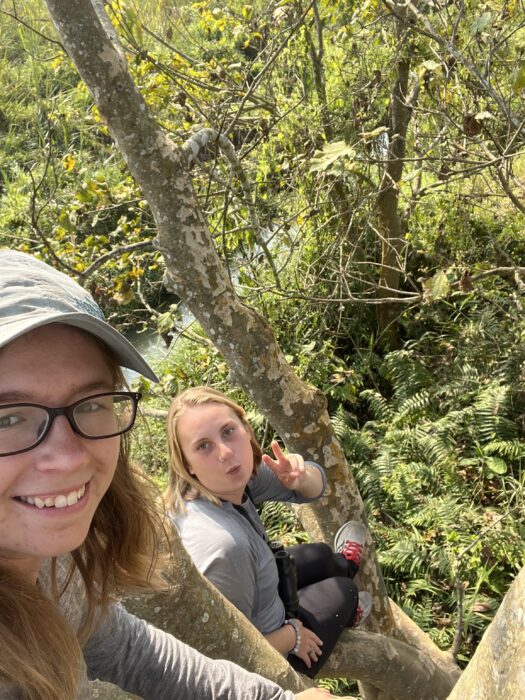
[{"xmin": 0, "ymin": 249, "xmax": 158, "ymax": 382}]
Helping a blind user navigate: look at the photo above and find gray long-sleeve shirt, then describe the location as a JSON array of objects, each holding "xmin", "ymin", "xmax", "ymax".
[
  {"xmin": 172, "ymin": 463, "xmax": 326, "ymax": 635},
  {"xmin": 0, "ymin": 556, "xmax": 297, "ymax": 700}
]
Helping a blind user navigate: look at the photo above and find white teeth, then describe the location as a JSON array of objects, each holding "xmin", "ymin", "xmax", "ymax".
[
  {"xmin": 67, "ymin": 491, "xmax": 78, "ymax": 506},
  {"xmin": 18, "ymin": 485, "xmax": 86, "ymax": 509},
  {"xmin": 55, "ymin": 495, "xmax": 68, "ymax": 508}
]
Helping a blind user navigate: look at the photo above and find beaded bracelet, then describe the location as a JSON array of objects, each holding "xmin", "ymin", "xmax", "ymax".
[{"xmin": 284, "ymin": 618, "xmax": 301, "ymax": 655}]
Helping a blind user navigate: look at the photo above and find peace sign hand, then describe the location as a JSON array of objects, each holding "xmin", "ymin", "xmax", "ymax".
[{"xmin": 262, "ymin": 440, "xmax": 306, "ymax": 490}]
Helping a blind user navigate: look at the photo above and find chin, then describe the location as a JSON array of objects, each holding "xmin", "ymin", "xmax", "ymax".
[{"xmin": 46, "ymin": 530, "xmax": 91, "ymax": 559}]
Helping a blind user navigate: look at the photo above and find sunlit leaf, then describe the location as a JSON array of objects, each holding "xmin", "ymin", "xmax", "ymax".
[
  {"xmin": 484, "ymin": 457, "xmax": 508, "ymax": 475},
  {"xmin": 474, "ymin": 111, "xmax": 494, "ymax": 121},
  {"xmin": 512, "ymin": 62, "xmax": 525, "ymax": 94},
  {"xmin": 422, "ymin": 270, "xmax": 450, "ymax": 303},
  {"xmin": 420, "ymin": 60, "xmax": 441, "ymax": 72},
  {"xmin": 470, "ymin": 12, "xmax": 492, "ymax": 35},
  {"xmin": 63, "ymin": 154, "xmax": 76, "ymax": 171},
  {"xmin": 309, "ymin": 141, "xmax": 355, "ymax": 173}
]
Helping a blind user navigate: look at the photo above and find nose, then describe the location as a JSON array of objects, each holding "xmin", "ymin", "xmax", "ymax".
[
  {"xmin": 217, "ymin": 442, "xmax": 233, "ymax": 463},
  {"xmin": 34, "ymin": 414, "xmax": 91, "ymax": 472}
]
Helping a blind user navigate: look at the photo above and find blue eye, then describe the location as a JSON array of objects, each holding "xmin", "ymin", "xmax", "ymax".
[
  {"xmin": 196, "ymin": 441, "xmax": 210, "ymax": 451},
  {"xmin": 223, "ymin": 426, "xmax": 235, "ymax": 437}
]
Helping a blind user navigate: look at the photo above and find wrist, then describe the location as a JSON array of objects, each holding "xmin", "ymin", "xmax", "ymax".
[
  {"xmin": 298, "ymin": 465, "xmax": 323, "ymax": 496},
  {"xmin": 284, "ymin": 618, "xmax": 301, "ymax": 654}
]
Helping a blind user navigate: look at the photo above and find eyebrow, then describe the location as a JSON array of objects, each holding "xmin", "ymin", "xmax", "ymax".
[{"xmin": 0, "ymin": 380, "xmax": 115, "ymax": 405}]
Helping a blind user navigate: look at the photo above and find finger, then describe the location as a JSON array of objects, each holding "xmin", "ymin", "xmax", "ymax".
[
  {"xmin": 287, "ymin": 454, "xmax": 304, "ymax": 475},
  {"xmin": 270, "ymin": 440, "xmax": 288, "ymax": 465},
  {"xmin": 308, "ymin": 641, "xmax": 322, "ymax": 656},
  {"xmin": 261, "ymin": 453, "xmax": 278, "ymax": 469},
  {"xmin": 299, "ymin": 650, "xmax": 312, "ymax": 668}
]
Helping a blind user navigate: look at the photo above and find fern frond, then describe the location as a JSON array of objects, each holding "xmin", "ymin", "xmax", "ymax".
[
  {"xmin": 483, "ymin": 440, "xmax": 525, "ymax": 460},
  {"xmin": 360, "ymin": 389, "xmax": 392, "ymax": 420},
  {"xmin": 259, "ymin": 501, "xmax": 307, "ymax": 545},
  {"xmin": 413, "ymin": 427, "xmax": 455, "ymax": 467},
  {"xmin": 342, "ymin": 429, "xmax": 376, "ymax": 461},
  {"xmin": 395, "ymin": 389, "xmax": 433, "ymax": 422},
  {"xmin": 380, "ymin": 350, "xmax": 432, "ymax": 402},
  {"xmin": 330, "ymin": 404, "xmax": 357, "ymax": 439}
]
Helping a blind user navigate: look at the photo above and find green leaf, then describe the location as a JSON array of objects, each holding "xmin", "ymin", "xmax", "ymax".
[
  {"xmin": 484, "ymin": 457, "xmax": 508, "ymax": 475},
  {"xmin": 157, "ymin": 311, "xmax": 174, "ymax": 335},
  {"xmin": 422, "ymin": 270, "xmax": 450, "ymax": 303},
  {"xmin": 474, "ymin": 111, "xmax": 494, "ymax": 121},
  {"xmin": 470, "ymin": 12, "xmax": 492, "ymax": 36},
  {"xmin": 419, "ymin": 60, "xmax": 441, "ymax": 72},
  {"xmin": 512, "ymin": 62, "xmax": 525, "ymax": 94},
  {"xmin": 309, "ymin": 141, "xmax": 355, "ymax": 173},
  {"xmin": 358, "ymin": 126, "xmax": 388, "ymax": 142}
]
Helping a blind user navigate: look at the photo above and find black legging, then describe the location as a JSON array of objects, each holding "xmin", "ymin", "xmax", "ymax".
[{"xmin": 285, "ymin": 542, "xmax": 359, "ymax": 678}]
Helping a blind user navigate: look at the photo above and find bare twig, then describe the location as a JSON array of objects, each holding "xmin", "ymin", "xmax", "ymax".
[{"xmin": 0, "ymin": 4, "xmax": 63, "ymax": 47}]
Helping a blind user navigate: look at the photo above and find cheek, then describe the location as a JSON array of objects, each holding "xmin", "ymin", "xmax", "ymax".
[
  {"xmin": 96, "ymin": 438, "xmax": 121, "ymax": 476},
  {"xmin": 0, "ymin": 456, "xmax": 29, "ymax": 496},
  {"xmin": 185, "ymin": 455, "xmax": 212, "ymax": 481}
]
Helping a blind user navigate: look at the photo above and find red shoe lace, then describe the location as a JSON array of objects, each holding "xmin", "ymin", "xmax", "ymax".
[
  {"xmin": 353, "ymin": 605, "xmax": 363, "ymax": 627},
  {"xmin": 339, "ymin": 540, "xmax": 363, "ymax": 566}
]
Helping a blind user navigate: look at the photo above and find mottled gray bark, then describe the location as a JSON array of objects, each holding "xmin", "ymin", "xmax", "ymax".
[
  {"xmin": 43, "ymin": 1, "xmax": 461, "ymax": 696},
  {"xmin": 446, "ymin": 565, "xmax": 525, "ymax": 700}
]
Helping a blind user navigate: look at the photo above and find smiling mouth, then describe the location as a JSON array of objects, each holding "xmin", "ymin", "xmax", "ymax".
[{"xmin": 16, "ymin": 483, "xmax": 87, "ymax": 509}]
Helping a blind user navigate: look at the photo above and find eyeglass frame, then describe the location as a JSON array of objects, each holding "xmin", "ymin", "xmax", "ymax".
[{"xmin": 0, "ymin": 391, "xmax": 142, "ymax": 457}]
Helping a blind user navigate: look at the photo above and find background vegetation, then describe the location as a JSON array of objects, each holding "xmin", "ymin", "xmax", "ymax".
[{"xmin": 1, "ymin": 0, "xmax": 524, "ymax": 694}]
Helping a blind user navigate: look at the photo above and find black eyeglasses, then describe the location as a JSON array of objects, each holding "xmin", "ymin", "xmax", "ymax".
[{"xmin": 0, "ymin": 391, "xmax": 141, "ymax": 457}]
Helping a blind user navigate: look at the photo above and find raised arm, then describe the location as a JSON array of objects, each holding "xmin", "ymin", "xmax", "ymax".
[{"xmin": 261, "ymin": 441, "xmax": 324, "ymax": 499}]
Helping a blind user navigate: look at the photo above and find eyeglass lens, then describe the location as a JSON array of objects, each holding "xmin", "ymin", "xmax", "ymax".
[{"xmin": 0, "ymin": 393, "xmax": 137, "ymax": 456}]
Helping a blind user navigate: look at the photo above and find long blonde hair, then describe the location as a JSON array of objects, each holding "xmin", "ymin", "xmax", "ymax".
[
  {"xmin": 0, "ymin": 347, "xmax": 166, "ymax": 700},
  {"xmin": 164, "ymin": 386, "xmax": 262, "ymax": 513}
]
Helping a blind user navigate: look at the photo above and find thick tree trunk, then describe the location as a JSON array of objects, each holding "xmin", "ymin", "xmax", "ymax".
[
  {"xmin": 445, "ymin": 565, "xmax": 525, "ymax": 700},
  {"xmin": 375, "ymin": 9, "xmax": 415, "ymax": 345},
  {"xmin": 44, "ymin": 1, "xmax": 460, "ymax": 697}
]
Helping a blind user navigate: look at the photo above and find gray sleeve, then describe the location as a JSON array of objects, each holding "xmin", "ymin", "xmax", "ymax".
[
  {"xmin": 84, "ymin": 603, "xmax": 296, "ymax": 700},
  {"xmin": 250, "ymin": 462, "xmax": 326, "ymax": 505}
]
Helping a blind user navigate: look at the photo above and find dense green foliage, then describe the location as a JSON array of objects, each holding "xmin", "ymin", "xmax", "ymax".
[{"xmin": 1, "ymin": 0, "xmax": 525, "ymax": 688}]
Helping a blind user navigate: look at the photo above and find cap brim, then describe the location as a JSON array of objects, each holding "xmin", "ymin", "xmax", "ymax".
[{"xmin": 0, "ymin": 312, "xmax": 158, "ymax": 382}]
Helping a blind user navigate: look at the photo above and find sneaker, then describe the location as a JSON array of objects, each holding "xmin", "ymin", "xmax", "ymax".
[
  {"xmin": 334, "ymin": 520, "xmax": 367, "ymax": 567},
  {"xmin": 353, "ymin": 591, "xmax": 373, "ymax": 627}
]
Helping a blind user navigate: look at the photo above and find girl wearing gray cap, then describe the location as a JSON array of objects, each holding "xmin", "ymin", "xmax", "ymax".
[{"xmin": 0, "ymin": 250, "xmax": 334, "ymax": 700}]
